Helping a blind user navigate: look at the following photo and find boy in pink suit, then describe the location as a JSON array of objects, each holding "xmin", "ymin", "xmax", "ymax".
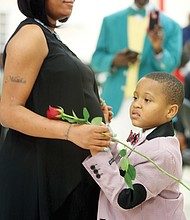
[{"xmin": 83, "ymin": 72, "xmax": 186, "ymax": 220}]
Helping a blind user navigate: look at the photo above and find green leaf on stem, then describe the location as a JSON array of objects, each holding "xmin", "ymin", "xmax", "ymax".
[
  {"xmin": 120, "ymin": 149, "xmax": 127, "ymax": 157},
  {"xmin": 83, "ymin": 108, "xmax": 90, "ymax": 121},
  {"xmin": 120, "ymin": 157, "xmax": 129, "ymax": 171},
  {"xmin": 124, "ymin": 172, "xmax": 134, "ymax": 190},
  {"xmin": 127, "ymin": 164, "xmax": 136, "ymax": 180},
  {"xmin": 91, "ymin": 117, "xmax": 102, "ymax": 125}
]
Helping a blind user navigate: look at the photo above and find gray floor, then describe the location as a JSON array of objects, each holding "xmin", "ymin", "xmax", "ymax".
[{"xmin": 181, "ymin": 165, "xmax": 190, "ymax": 220}]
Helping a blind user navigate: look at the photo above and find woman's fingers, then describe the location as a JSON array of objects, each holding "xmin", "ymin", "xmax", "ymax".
[
  {"xmin": 69, "ymin": 124, "xmax": 112, "ymax": 150},
  {"xmin": 100, "ymin": 98, "xmax": 114, "ymax": 123},
  {"xmin": 90, "ymin": 145, "xmax": 110, "ymax": 153}
]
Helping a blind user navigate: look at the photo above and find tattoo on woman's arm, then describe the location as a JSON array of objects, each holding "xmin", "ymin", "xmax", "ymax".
[{"xmin": 5, "ymin": 75, "xmax": 26, "ymax": 84}]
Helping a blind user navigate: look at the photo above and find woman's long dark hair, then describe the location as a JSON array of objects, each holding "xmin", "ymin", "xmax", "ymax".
[{"xmin": 17, "ymin": 0, "xmax": 68, "ymax": 27}]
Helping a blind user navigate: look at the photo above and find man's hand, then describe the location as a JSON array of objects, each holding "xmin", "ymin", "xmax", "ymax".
[
  {"xmin": 148, "ymin": 24, "xmax": 164, "ymax": 54},
  {"xmin": 112, "ymin": 49, "xmax": 139, "ymax": 68}
]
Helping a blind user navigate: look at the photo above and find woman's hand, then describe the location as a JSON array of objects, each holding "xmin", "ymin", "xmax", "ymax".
[
  {"xmin": 100, "ymin": 98, "xmax": 113, "ymax": 124},
  {"xmin": 68, "ymin": 123, "xmax": 111, "ymax": 154}
]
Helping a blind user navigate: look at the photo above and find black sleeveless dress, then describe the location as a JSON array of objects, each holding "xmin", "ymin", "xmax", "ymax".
[{"xmin": 0, "ymin": 18, "xmax": 103, "ymax": 220}]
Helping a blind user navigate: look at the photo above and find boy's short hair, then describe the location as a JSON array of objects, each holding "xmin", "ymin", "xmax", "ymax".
[{"xmin": 144, "ymin": 72, "xmax": 184, "ymax": 108}]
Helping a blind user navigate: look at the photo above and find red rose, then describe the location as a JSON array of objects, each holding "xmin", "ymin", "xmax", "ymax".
[{"xmin": 46, "ymin": 105, "xmax": 62, "ymax": 119}]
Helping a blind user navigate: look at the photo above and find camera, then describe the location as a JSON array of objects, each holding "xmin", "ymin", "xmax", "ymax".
[{"xmin": 148, "ymin": 10, "xmax": 159, "ymax": 31}]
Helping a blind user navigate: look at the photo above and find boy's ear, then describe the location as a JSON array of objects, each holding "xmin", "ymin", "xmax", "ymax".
[{"xmin": 167, "ymin": 104, "xmax": 179, "ymax": 119}]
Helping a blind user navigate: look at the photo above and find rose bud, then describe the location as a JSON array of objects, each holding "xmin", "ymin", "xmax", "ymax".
[{"xmin": 46, "ymin": 105, "xmax": 62, "ymax": 119}]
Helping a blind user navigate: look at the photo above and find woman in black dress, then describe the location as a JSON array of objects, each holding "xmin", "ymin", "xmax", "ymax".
[{"xmin": 0, "ymin": 0, "xmax": 111, "ymax": 219}]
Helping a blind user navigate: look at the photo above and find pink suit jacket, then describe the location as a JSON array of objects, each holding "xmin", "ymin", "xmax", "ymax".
[{"xmin": 83, "ymin": 124, "xmax": 186, "ymax": 220}]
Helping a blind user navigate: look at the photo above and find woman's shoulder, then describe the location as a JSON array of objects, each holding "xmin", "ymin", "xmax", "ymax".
[
  {"xmin": 8, "ymin": 25, "xmax": 46, "ymax": 49},
  {"xmin": 6, "ymin": 20, "xmax": 48, "ymax": 60},
  {"xmin": 17, "ymin": 18, "xmax": 45, "ymax": 37}
]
